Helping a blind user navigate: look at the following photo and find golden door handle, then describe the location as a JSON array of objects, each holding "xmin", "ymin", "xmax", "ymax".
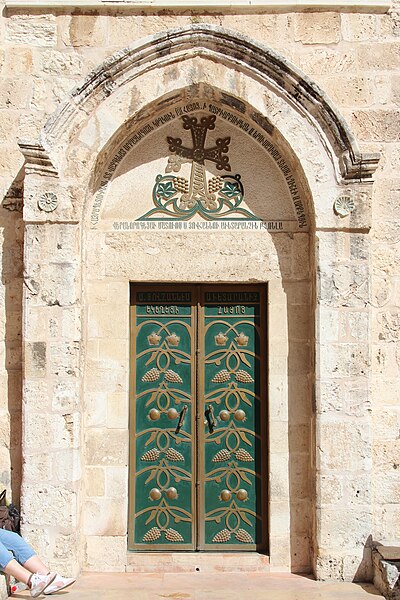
[
  {"xmin": 175, "ymin": 405, "xmax": 188, "ymax": 433},
  {"xmin": 205, "ymin": 404, "xmax": 216, "ymax": 433}
]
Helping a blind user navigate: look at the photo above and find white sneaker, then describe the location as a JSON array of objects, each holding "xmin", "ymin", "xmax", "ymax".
[
  {"xmin": 44, "ymin": 574, "xmax": 76, "ymax": 595},
  {"xmin": 30, "ymin": 573, "xmax": 57, "ymax": 598}
]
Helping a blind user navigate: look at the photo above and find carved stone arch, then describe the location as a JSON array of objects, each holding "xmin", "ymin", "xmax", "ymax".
[
  {"xmin": 18, "ymin": 24, "xmax": 376, "ymax": 580},
  {"xmin": 39, "ymin": 24, "xmax": 379, "ymax": 183},
  {"xmin": 19, "ymin": 25, "xmax": 379, "ymax": 231}
]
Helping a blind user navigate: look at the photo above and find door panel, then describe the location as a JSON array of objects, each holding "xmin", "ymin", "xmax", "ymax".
[
  {"xmin": 129, "ymin": 285, "xmax": 267, "ymax": 552},
  {"xmin": 199, "ymin": 289, "xmax": 266, "ymax": 550},
  {"xmin": 130, "ymin": 289, "xmax": 196, "ymax": 550}
]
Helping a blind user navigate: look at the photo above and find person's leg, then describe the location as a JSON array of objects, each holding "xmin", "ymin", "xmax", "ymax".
[
  {"xmin": 0, "ymin": 534, "xmax": 33, "ymax": 585},
  {"xmin": 3, "ymin": 557, "xmax": 32, "ymax": 585},
  {"xmin": 23, "ymin": 555, "xmax": 50, "ymax": 575},
  {"xmin": 0, "ymin": 529, "xmax": 56, "ymax": 596},
  {"xmin": 0, "ymin": 529, "xmax": 36, "ymax": 568}
]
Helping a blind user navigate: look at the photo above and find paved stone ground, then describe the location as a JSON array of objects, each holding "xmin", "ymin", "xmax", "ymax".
[{"xmin": 10, "ymin": 572, "xmax": 383, "ymax": 599}]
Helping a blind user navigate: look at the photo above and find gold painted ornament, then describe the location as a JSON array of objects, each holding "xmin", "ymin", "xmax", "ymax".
[
  {"xmin": 149, "ymin": 408, "xmax": 161, "ymax": 420},
  {"xmin": 167, "ymin": 408, "xmax": 179, "ymax": 419},
  {"xmin": 212, "ymin": 529, "xmax": 231, "ymax": 543},
  {"xmin": 235, "ymin": 529, "xmax": 254, "ymax": 543},
  {"xmin": 235, "ymin": 332, "xmax": 249, "ymax": 346},
  {"xmin": 165, "ymin": 528, "xmax": 184, "ymax": 542},
  {"xmin": 142, "ymin": 368, "xmax": 160, "ymax": 382},
  {"xmin": 235, "ymin": 370, "xmax": 254, "ymax": 383},
  {"xmin": 212, "ymin": 449, "xmax": 231, "ymax": 462},
  {"xmin": 234, "ymin": 409, "xmax": 246, "ymax": 421},
  {"xmin": 220, "ymin": 489, "xmax": 232, "ymax": 501},
  {"xmin": 165, "ymin": 369, "xmax": 183, "ymax": 383},
  {"xmin": 235, "ymin": 448, "xmax": 253, "ymax": 462},
  {"xmin": 212, "ymin": 369, "xmax": 231, "ymax": 383},
  {"xmin": 236, "ymin": 489, "xmax": 248, "ymax": 501},
  {"xmin": 219, "ymin": 410, "xmax": 230, "ymax": 421},
  {"xmin": 147, "ymin": 332, "xmax": 161, "ymax": 345},
  {"xmin": 215, "ymin": 332, "xmax": 228, "ymax": 345},
  {"xmin": 165, "ymin": 448, "xmax": 184, "ymax": 461},
  {"xmin": 141, "ymin": 448, "xmax": 161, "ymax": 461},
  {"xmin": 166, "ymin": 487, "xmax": 178, "ymax": 499},
  {"xmin": 149, "ymin": 488, "xmax": 162, "ymax": 500},
  {"xmin": 143, "ymin": 527, "xmax": 161, "ymax": 542},
  {"xmin": 166, "ymin": 333, "xmax": 180, "ymax": 346}
]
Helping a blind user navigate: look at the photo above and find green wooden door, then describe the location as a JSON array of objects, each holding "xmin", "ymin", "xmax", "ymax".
[{"xmin": 129, "ymin": 286, "xmax": 266, "ymax": 552}]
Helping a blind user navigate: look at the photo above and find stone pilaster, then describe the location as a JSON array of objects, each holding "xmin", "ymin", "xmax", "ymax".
[
  {"xmin": 315, "ymin": 221, "xmax": 373, "ymax": 581},
  {"xmin": 20, "ymin": 143, "xmax": 82, "ymax": 575}
]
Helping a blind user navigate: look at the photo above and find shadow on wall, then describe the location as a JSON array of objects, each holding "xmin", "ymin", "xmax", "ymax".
[
  {"xmin": 284, "ymin": 263, "xmax": 315, "ymax": 575},
  {"xmin": 1, "ymin": 169, "xmax": 24, "ymax": 507}
]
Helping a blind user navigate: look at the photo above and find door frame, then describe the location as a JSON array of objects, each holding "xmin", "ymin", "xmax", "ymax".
[{"xmin": 128, "ymin": 283, "xmax": 268, "ymax": 552}]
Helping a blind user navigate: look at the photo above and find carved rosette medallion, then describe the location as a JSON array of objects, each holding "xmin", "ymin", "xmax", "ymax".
[
  {"xmin": 334, "ymin": 194, "xmax": 355, "ymax": 217},
  {"xmin": 38, "ymin": 192, "xmax": 58, "ymax": 212}
]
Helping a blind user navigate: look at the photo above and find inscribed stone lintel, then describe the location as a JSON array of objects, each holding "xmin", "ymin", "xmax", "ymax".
[{"xmin": 4, "ymin": 0, "xmax": 392, "ymax": 11}]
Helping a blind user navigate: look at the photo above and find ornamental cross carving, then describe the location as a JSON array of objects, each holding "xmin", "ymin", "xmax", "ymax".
[{"xmin": 167, "ymin": 115, "xmax": 231, "ymax": 210}]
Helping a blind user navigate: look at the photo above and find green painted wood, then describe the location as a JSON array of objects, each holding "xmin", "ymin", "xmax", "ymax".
[
  {"xmin": 200, "ymin": 290, "xmax": 263, "ymax": 549},
  {"xmin": 131, "ymin": 290, "xmax": 195, "ymax": 549},
  {"xmin": 130, "ymin": 286, "xmax": 265, "ymax": 552}
]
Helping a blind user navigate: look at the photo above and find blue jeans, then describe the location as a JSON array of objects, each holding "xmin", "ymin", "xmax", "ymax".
[{"xmin": 0, "ymin": 529, "xmax": 36, "ymax": 569}]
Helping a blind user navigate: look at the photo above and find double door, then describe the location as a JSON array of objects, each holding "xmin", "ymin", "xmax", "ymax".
[{"xmin": 128, "ymin": 285, "xmax": 267, "ymax": 551}]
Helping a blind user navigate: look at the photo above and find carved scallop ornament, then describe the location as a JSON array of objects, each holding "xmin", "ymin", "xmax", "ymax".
[
  {"xmin": 38, "ymin": 192, "xmax": 58, "ymax": 213},
  {"xmin": 334, "ymin": 194, "xmax": 355, "ymax": 217}
]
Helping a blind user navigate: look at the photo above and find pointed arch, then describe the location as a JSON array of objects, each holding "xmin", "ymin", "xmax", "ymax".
[{"xmin": 40, "ymin": 24, "xmax": 378, "ymax": 182}]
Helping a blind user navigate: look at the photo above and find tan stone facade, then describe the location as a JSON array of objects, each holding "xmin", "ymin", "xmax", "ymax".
[{"xmin": 0, "ymin": 0, "xmax": 399, "ymax": 582}]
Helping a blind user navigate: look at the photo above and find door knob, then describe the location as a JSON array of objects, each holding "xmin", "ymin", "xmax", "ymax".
[
  {"xmin": 175, "ymin": 405, "xmax": 188, "ymax": 433},
  {"xmin": 205, "ymin": 404, "xmax": 216, "ymax": 433}
]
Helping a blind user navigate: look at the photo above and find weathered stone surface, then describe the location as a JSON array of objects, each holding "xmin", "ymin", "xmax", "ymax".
[
  {"xmin": 39, "ymin": 50, "xmax": 83, "ymax": 76},
  {"xmin": 299, "ymin": 48, "xmax": 356, "ymax": 76},
  {"xmin": 4, "ymin": 47, "xmax": 33, "ymax": 75},
  {"xmin": 85, "ymin": 466, "xmax": 105, "ymax": 497},
  {"xmin": 68, "ymin": 14, "xmax": 107, "ymax": 47},
  {"xmin": 0, "ymin": 575, "xmax": 8, "ymax": 600},
  {"xmin": 22, "ymin": 485, "xmax": 77, "ymax": 529},
  {"xmin": 341, "ymin": 14, "xmax": 377, "ymax": 41},
  {"xmin": 323, "ymin": 76, "xmax": 372, "ymax": 107},
  {"xmin": 25, "ymin": 412, "xmax": 80, "ymax": 451},
  {"xmin": 31, "ymin": 77, "xmax": 74, "ymax": 113},
  {"xmin": 85, "ymin": 428, "xmax": 128, "ymax": 466},
  {"xmin": 25, "ymin": 342, "xmax": 46, "ymax": 377},
  {"xmin": 357, "ymin": 42, "xmax": 400, "ymax": 71},
  {"xmin": 294, "ymin": 13, "xmax": 340, "ymax": 44},
  {"xmin": 84, "ymin": 497, "xmax": 127, "ymax": 536},
  {"xmin": 352, "ymin": 110, "xmax": 400, "ymax": 142},
  {"xmin": 85, "ymin": 535, "xmax": 127, "ymax": 572},
  {"xmin": 5, "ymin": 14, "xmax": 56, "ymax": 47},
  {"xmin": 317, "ymin": 421, "xmax": 371, "ymax": 471}
]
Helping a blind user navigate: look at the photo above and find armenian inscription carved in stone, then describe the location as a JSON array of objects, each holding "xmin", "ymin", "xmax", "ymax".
[{"xmin": 91, "ymin": 103, "xmax": 308, "ymax": 230}]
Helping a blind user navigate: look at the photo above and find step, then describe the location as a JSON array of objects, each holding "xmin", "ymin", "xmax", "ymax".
[{"xmin": 126, "ymin": 552, "xmax": 270, "ymax": 573}]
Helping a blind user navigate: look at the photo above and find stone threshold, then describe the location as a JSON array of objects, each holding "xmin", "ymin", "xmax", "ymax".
[
  {"xmin": 4, "ymin": 0, "xmax": 392, "ymax": 11},
  {"xmin": 126, "ymin": 551, "xmax": 271, "ymax": 573}
]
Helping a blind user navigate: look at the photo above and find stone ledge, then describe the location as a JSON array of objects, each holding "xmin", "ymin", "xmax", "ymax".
[
  {"xmin": 373, "ymin": 546, "xmax": 400, "ymax": 600},
  {"xmin": 4, "ymin": 0, "xmax": 392, "ymax": 11}
]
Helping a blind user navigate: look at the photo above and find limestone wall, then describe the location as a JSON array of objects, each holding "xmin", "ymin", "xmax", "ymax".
[{"xmin": 0, "ymin": 1, "xmax": 399, "ymax": 580}]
